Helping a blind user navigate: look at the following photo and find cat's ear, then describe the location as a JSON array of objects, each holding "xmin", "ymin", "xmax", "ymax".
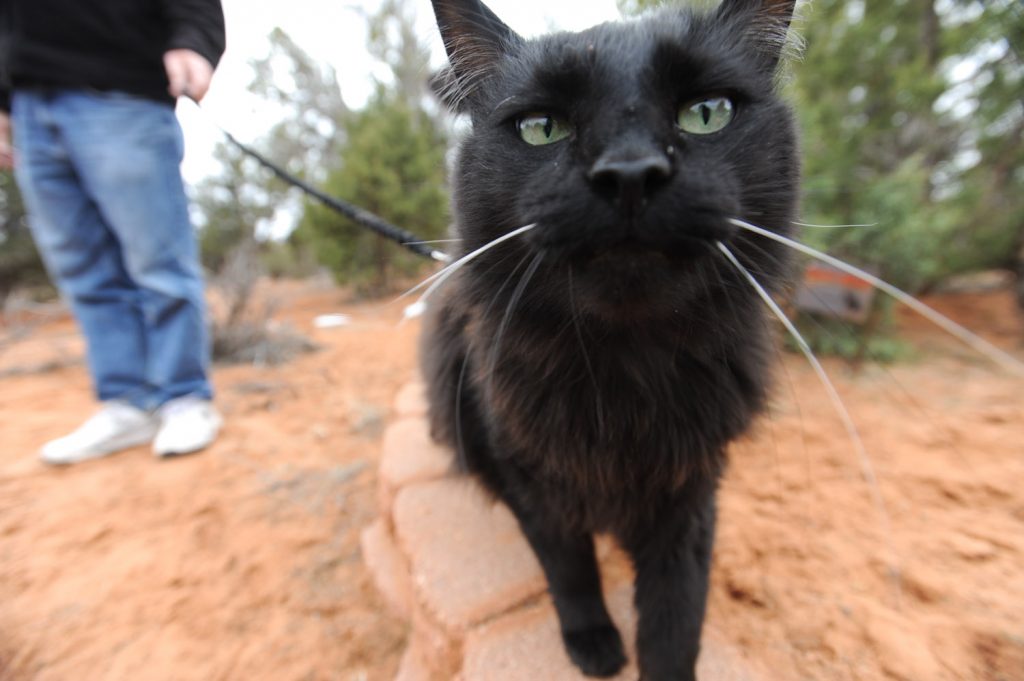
[
  {"xmin": 430, "ymin": 0, "xmax": 522, "ymax": 110},
  {"xmin": 716, "ymin": 0, "xmax": 798, "ymax": 72}
]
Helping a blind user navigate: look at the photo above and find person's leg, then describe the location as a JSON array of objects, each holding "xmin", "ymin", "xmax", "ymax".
[
  {"xmin": 53, "ymin": 90, "xmax": 213, "ymax": 409},
  {"xmin": 12, "ymin": 90, "xmax": 153, "ymax": 408}
]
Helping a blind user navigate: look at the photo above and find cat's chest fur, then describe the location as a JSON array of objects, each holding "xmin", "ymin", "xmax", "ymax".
[{"xmin": 429, "ymin": 288, "xmax": 771, "ymax": 528}]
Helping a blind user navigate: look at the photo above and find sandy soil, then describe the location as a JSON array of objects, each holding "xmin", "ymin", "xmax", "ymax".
[{"xmin": 0, "ymin": 280, "xmax": 1021, "ymax": 681}]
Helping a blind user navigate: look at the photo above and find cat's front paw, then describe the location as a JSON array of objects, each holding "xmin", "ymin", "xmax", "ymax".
[{"xmin": 563, "ymin": 624, "xmax": 627, "ymax": 678}]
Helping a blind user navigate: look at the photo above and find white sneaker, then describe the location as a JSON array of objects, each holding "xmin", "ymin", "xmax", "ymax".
[
  {"xmin": 40, "ymin": 401, "xmax": 159, "ymax": 465},
  {"xmin": 153, "ymin": 396, "xmax": 223, "ymax": 457}
]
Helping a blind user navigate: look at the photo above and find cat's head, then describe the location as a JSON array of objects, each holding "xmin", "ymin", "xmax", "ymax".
[{"xmin": 432, "ymin": 0, "xmax": 800, "ymax": 324}]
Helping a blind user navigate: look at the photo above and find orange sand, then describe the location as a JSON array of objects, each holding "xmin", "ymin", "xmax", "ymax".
[{"xmin": 0, "ymin": 280, "xmax": 1021, "ymax": 680}]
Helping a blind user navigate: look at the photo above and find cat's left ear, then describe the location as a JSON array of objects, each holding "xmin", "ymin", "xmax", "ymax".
[
  {"xmin": 430, "ymin": 0, "xmax": 523, "ymax": 111},
  {"xmin": 716, "ymin": 0, "xmax": 798, "ymax": 72}
]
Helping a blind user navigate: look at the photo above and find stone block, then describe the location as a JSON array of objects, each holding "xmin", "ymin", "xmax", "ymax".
[
  {"xmin": 461, "ymin": 585, "xmax": 764, "ymax": 681},
  {"xmin": 395, "ymin": 644, "xmax": 431, "ymax": 681},
  {"xmin": 460, "ymin": 586, "xmax": 637, "ymax": 681},
  {"xmin": 394, "ymin": 381, "xmax": 429, "ymax": 417},
  {"xmin": 393, "ymin": 478, "xmax": 546, "ymax": 633},
  {"xmin": 379, "ymin": 419, "xmax": 453, "ymax": 513},
  {"xmin": 360, "ymin": 519, "xmax": 414, "ymax": 619},
  {"xmin": 402, "ymin": 606, "xmax": 461, "ymax": 681}
]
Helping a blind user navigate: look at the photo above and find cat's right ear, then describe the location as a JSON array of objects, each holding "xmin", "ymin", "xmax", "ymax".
[{"xmin": 430, "ymin": 0, "xmax": 521, "ymax": 111}]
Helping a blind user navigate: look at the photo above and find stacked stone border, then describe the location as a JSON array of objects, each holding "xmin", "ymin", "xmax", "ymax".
[{"xmin": 361, "ymin": 381, "xmax": 764, "ymax": 680}]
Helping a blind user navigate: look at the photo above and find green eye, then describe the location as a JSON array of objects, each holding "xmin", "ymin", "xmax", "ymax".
[
  {"xmin": 517, "ymin": 114, "xmax": 572, "ymax": 145},
  {"xmin": 677, "ymin": 97, "xmax": 734, "ymax": 135}
]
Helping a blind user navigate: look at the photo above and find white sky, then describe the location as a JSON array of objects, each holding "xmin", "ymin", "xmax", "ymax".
[{"xmin": 177, "ymin": 0, "xmax": 622, "ymax": 185}]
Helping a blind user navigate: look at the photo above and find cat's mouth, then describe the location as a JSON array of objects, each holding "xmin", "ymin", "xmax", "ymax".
[
  {"xmin": 578, "ymin": 234, "xmax": 715, "ymax": 266},
  {"xmin": 554, "ymin": 229, "xmax": 731, "ymax": 322}
]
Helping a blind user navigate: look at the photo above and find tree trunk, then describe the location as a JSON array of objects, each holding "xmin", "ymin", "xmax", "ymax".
[
  {"xmin": 373, "ymin": 234, "xmax": 390, "ymax": 294},
  {"xmin": 921, "ymin": 0, "xmax": 940, "ymax": 69},
  {"xmin": 1016, "ymin": 239, "xmax": 1024, "ymax": 313}
]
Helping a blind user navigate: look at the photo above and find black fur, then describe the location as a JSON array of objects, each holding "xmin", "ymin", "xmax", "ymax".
[{"xmin": 422, "ymin": 1, "xmax": 799, "ymax": 678}]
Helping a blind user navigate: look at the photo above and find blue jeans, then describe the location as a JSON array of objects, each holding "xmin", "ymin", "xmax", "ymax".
[{"xmin": 12, "ymin": 89, "xmax": 212, "ymax": 410}]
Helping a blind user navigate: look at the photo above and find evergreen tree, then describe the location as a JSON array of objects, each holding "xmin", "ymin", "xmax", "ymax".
[
  {"xmin": 248, "ymin": 27, "xmax": 350, "ymax": 185},
  {"xmin": 193, "ymin": 142, "xmax": 279, "ymax": 272},
  {"xmin": 794, "ymin": 0, "xmax": 1023, "ymax": 294},
  {"xmin": 0, "ymin": 171, "xmax": 48, "ymax": 302},
  {"xmin": 296, "ymin": 0, "xmax": 449, "ymax": 294},
  {"xmin": 365, "ymin": 0, "xmax": 434, "ymax": 108},
  {"xmin": 192, "ymin": 27, "xmax": 348, "ymax": 274},
  {"xmin": 297, "ymin": 89, "xmax": 448, "ymax": 293}
]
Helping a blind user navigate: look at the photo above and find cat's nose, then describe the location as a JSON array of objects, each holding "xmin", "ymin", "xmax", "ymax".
[{"xmin": 588, "ymin": 154, "xmax": 671, "ymax": 215}]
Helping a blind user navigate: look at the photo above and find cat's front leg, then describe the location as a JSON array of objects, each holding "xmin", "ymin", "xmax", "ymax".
[
  {"xmin": 498, "ymin": 482, "xmax": 627, "ymax": 678},
  {"xmin": 623, "ymin": 487, "xmax": 717, "ymax": 681}
]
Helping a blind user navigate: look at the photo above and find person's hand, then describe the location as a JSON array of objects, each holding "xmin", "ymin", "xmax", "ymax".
[
  {"xmin": 0, "ymin": 112, "xmax": 13, "ymax": 170},
  {"xmin": 163, "ymin": 49, "xmax": 215, "ymax": 102}
]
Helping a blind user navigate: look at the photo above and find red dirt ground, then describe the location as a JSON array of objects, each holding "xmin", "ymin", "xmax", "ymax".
[{"xmin": 0, "ymin": 280, "xmax": 1021, "ymax": 681}]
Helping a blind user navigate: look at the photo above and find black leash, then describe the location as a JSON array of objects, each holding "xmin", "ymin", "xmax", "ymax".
[{"xmin": 187, "ymin": 99, "xmax": 450, "ymax": 264}]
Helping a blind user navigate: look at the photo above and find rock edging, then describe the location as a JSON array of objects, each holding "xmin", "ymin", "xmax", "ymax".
[{"xmin": 361, "ymin": 381, "xmax": 766, "ymax": 680}]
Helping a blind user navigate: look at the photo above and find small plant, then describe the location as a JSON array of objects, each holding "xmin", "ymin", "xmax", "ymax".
[
  {"xmin": 787, "ymin": 312, "xmax": 913, "ymax": 365},
  {"xmin": 209, "ymin": 241, "xmax": 319, "ymax": 366}
]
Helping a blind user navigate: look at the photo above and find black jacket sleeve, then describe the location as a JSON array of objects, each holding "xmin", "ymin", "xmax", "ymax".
[{"xmin": 161, "ymin": 0, "xmax": 226, "ymax": 69}]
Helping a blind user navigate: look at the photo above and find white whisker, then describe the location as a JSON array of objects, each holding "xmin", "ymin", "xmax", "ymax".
[
  {"xmin": 487, "ymin": 252, "xmax": 544, "ymax": 380},
  {"xmin": 793, "ymin": 220, "xmax": 878, "ymax": 229},
  {"xmin": 567, "ymin": 267, "xmax": 598, "ymax": 389},
  {"xmin": 716, "ymin": 241, "xmax": 902, "ymax": 599},
  {"xmin": 454, "ymin": 352, "xmax": 472, "ymax": 469},
  {"xmin": 454, "ymin": 252, "xmax": 538, "ymax": 456},
  {"xmin": 567, "ymin": 266, "xmax": 603, "ymax": 422},
  {"xmin": 399, "ymin": 223, "xmax": 537, "ymax": 319},
  {"xmin": 402, "ymin": 238, "xmax": 461, "ymax": 261},
  {"xmin": 394, "ymin": 265, "xmax": 451, "ymax": 305},
  {"xmin": 730, "ymin": 217, "xmax": 1024, "ymax": 377}
]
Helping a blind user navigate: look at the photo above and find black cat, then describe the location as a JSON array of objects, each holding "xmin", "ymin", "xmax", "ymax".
[{"xmin": 421, "ymin": 1, "xmax": 799, "ymax": 678}]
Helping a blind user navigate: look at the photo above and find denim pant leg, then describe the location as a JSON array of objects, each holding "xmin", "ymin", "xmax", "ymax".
[
  {"xmin": 63, "ymin": 91, "xmax": 213, "ymax": 408},
  {"xmin": 12, "ymin": 92, "xmax": 152, "ymax": 408},
  {"xmin": 14, "ymin": 90, "xmax": 213, "ymax": 409}
]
